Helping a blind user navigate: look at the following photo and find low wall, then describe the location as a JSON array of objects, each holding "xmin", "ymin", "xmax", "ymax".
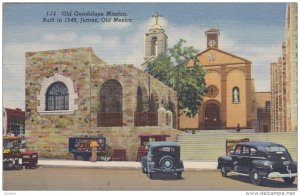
[{"xmin": 26, "ymin": 126, "xmax": 182, "ymax": 161}]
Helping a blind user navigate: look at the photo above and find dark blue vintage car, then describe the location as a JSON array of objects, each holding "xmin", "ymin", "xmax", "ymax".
[
  {"xmin": 217, "ymin": 141, "xmax": 297, "ymax": 186},
  {"xmin": 141, "ymin": 141, "xmax": 184, "ymax": 179}
]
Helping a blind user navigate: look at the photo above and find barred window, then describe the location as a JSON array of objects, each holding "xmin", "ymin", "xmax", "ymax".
[
  {"xmin": 100, "ymin": 80, "xmax": 122, "ymax": 113},
  {"xmin": 98, "ymin": 80, "xmax": 123, "ymax": 127},
  {"xmin": 46, "ymin": 82, "xmax": 69, "ymax": 111}
]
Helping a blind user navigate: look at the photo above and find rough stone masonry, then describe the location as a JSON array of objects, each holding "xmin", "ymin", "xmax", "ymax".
[{"xmin": 25, "ymin": 47, "xmax": 180, "ymax": 160}]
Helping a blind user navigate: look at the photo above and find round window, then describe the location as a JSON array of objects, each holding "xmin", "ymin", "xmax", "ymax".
[{"xmin": 206, "ymin": 85, "xmax": 219, "ymax": 98}]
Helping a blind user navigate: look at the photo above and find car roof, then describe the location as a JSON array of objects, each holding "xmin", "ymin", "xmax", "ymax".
[
  {"xmin": 148, "ymin": 141, "xmax": 180, "ymax": 147},
  {"xmin": 237, "ymin": 141, "xmax": 285, "ymax": 151}
]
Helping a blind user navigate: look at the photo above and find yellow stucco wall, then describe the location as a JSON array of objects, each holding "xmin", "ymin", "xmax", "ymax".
[
  {"xmin": 179, "ymin": 112, "xmax": 199, "ymax": 129},
  {"xmin": 199, "ymin": 48, "xmax": 247, "ymax": 66},
  {"xmin": 226, "ymin": 69, "xmax": 247, "ymax": 127},
  {"xmin": 179, "ymin": 47, "xmax": 254, "ymax": 130},
  {"xmin": 203, "ymin": 70, "xmax": 222, "ymax": 103},
  {"xmin": 255, "ymin": 92, "xmax": 271, "ymax": 108}
]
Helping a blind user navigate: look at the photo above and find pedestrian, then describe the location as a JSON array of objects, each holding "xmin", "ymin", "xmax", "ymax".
[
  {"xmin": 236, "ymin": 123, "xmax": 241, "ymax": 133},
  {"xmin": 89, "ymin": 139, "xmax": 99, "ymax": 162}
]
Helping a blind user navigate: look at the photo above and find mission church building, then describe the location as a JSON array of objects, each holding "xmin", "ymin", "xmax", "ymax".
[
  {"xmin": 25, "ymin": 13, "xmax": 258, "ymax": 159},
  {"xmin": 140, "ymin": 14, "xmax": 257, "ymax": 130},
  {"xmin": 180, "ymin": 29, "xmax": 257, "ymax": 130},
  {"xmin": 25, "ymin": 16, "xmax": 178, "ymax": 160}
]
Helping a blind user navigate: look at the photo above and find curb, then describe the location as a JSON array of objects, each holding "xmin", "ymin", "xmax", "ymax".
[
  {"xmin": 36, "ymin": 159, "xmax": 218, "ymax": 171},
  {"xmin": 37, "ymin": 164, "xmax": 218, "ymax": 171},
  {"xmin": 38, "ymin": 165, "xmax": 141, "ymax": 170}
]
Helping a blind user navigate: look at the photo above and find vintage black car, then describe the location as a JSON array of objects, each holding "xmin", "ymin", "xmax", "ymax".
[
  {"xmin": 217, "ymin": 141, "xmax": 297, "ymax": 186},
  {"xmin": 141, "ymin": 141, "xmax": 184, "ymax": 179}
]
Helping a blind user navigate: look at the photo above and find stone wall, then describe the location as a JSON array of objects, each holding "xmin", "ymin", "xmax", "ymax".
[
  {"xmin": 25, "ymin": 47, "xmax": 179, "ymax": 160},
  {"xmin": 26, "ymin": 126, "xmax": 181, "ymax": 160}
]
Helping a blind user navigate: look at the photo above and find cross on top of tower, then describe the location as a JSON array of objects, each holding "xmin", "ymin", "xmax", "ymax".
[{"xmin": 152, "ymin": 11, "xmax": 162, "ymax": 25}]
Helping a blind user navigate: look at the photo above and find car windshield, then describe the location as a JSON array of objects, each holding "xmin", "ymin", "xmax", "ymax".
[
  {"xmin": 152, "ymin": 146, "xmax": 179, "ymax": 156},
  {"xmin": 266, "ymin": 146, "xmax": 286, "ymax": 153},
  {"xmin": 266, "ymin": 146, "xmax": 292, "ymax": 161},
  {"xmin": 158, "ymin": 146, "xmax": 176, "ymax": 153}
]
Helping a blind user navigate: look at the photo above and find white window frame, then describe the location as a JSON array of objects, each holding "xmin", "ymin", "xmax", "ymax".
[{"xmin": 37, "ymin": 74, "xmax": 78, "ymax": 115}]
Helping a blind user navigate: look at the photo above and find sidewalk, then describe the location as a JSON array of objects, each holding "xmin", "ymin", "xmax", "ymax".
[{"xmin": 38, "ymin": 159, "xmax": 218, "ymax": 171}]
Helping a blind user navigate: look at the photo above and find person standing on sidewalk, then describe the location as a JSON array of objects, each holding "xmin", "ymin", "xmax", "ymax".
[
  {"xmin": 236, "ymin": 123, "xmax": 241, "ymax": 133},
  {"xmin": 90, "ymin": 139, "xmax": 99, "ymax": 162}
]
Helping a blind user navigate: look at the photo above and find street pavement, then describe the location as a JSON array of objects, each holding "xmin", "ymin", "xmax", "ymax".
[
  {"xmin": 3, "ymin": 167, "xmax": 297, "ymax": 191},
  {"xmin": 38, "ymin": 159, "xmax": 218, "ymax": 170}
]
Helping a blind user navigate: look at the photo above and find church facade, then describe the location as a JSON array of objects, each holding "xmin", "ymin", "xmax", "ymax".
[{"xmin": 180, "ymin": 29, "xmax": 257, "ymax": 130}]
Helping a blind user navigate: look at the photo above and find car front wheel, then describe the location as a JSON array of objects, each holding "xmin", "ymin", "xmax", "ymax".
[
  {"xmin": 221, "ymin": 165, "xmax": 227, "ymax": 177},
  {"xmin": 283, "ymin": 177, "xmax": 295, "ymax": 185},
  {"xmin": 250, "ymin": 168, "xmax": 263, "ymax": 186}
]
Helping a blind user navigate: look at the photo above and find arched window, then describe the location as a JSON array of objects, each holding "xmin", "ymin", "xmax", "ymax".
[
  {"xmin": 232, "ymin": 86, "xmax": 240, "ymax": 103},
  {"xmin": 151, "ymin": 37, "xmax": 158, "ymax": 56},
  {"xmin": 148, "ymin": 92, "xmax": 159, "ymax": 126},
  {"xmin": 135, "ymin": 84, "xmax": 154, "ymax": 127},
  {"xmin": 46, "ymin": 82, "xmax": 69, "ymax": 111},
  {"xmin": 136, "ymin": 86, "xmax": 143, "ymax": 112},
  {"xmin": 37, "ymin": 74, "xmax": 78, "ymax": 115},
  {"xmin": 99, "ymin": 80, "xmax": 123, "ymax": 127}
]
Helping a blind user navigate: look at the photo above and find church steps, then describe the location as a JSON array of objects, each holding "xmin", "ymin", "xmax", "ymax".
[{"xmin": 176, "ymin": 132, "xmax": 297, "ymax": 161}]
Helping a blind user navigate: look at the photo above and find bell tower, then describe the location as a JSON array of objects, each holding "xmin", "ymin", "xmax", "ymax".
[
  {"xmin": 205, "ymin": 28, "xmax": 220, "ymax": 49},
  {"xmin": 144, "ymin": 12, "xmax": 168, "ymax": 61}
]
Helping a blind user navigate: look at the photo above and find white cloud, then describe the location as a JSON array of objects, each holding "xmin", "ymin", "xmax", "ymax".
[
  {"xmin": 101, "ymin": 20, "xmax": 132, "ymax": 30},
  {"xmin": 217, "ymin": 31, "xmax": 282, "ymax": 92},
  {"xmin": 2, "ymin": 31, "xmax": 124, "ymax": 109},
  {"xmin": 3, "ymin": 15, "xmax": 282, "ymax": 109},
  {"xmin": 80, "ymin": 34, "xmax": 103, "ymax": 45},
  {"xmin": 43, "ymin": 31, "xmax": 79, "ymax": 43}
]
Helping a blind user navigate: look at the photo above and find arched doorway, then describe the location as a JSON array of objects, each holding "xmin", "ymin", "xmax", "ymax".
[{"xmin": 204, "ymin": 103, "xmax": 220, "ymax": 130}]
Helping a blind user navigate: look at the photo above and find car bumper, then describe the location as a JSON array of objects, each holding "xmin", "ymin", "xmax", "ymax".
[
  {"xmin": 268, "ymin": 172, "xmax": 297, "ymax": 178},
  {"xmin": 150, "ymin": 168, "xmax": 184, "ymax": 173}
]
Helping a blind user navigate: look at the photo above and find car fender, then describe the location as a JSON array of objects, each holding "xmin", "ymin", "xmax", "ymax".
[
  {"xmin": 179, "ymin": 160, "xmax": 184, "ymax": 169},
  {"xmin": 217, "ymin": 155, "xmax": 232, "ymax": 168},
  {"xmin": 180, "ymin": 160, "xmax": 184, "ymax": 168},
  {"xmin": 141, "ymin": 156, "xmax": 147, "ymax": 168}
]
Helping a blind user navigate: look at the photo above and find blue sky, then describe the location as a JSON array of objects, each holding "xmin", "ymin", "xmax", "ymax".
[{"xmin": 3, "ymin": 3, "xmax": 287, "ymax": 109}]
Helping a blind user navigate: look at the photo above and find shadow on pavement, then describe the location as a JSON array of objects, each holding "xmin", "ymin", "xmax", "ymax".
[
  {"xmin": 147, "ymin": 173, "xmax": 185, "ymax": 181},
  {"xmin": 226, "ymin": 174, "xmax": 297, "ymax": 188}
]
